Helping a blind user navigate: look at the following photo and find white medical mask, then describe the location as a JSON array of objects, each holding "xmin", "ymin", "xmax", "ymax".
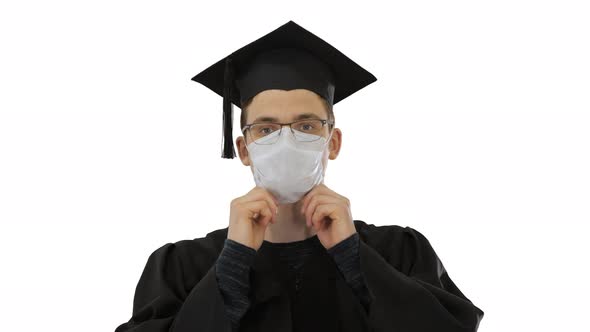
[{"xmin": 246, "ymin": 129, "xmax": 332, "ymax": 204}]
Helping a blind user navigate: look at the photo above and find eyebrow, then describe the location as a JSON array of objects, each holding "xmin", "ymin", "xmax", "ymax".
[{"xmin": 252, "ymin": 112, "xmax": 322, "ymax": 123}]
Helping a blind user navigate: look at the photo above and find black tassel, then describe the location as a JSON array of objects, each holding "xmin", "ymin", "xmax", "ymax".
[{"xmin": 222, "ymin": 57, "xmax": 236, "ymax": 159}]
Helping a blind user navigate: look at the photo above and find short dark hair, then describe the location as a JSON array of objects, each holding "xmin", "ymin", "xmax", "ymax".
[{"xmin": 239, "ymin": 95, "xmax": 335, "ymax": 134}]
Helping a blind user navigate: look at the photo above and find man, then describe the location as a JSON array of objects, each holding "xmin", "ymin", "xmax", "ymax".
[{"xmin": 115, "ymin": 20, "xmax": 484, "ymax": 332}]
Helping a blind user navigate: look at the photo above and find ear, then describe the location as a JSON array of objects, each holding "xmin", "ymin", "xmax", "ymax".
[
  {"xmin": 328, "ymin": 128, "xmax": 342, "ymax": 160},
  {"xmin": 236, "ymin": 135, "xmax": 251, "ymax": 166}
]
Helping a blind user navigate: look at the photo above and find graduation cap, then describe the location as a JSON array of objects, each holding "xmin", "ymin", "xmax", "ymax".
[{"xmin": 191, "ymin": 20, "xmax": 377, "ymax": 159}]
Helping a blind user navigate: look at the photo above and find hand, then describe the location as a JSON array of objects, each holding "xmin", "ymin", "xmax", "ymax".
[
  {"xmin": 300, "ymin": 183, "xmax": 357, "ymax": 250},
  {"xmin": 228, "ymin": 186, "xmax": 279, "ymax": 251}
]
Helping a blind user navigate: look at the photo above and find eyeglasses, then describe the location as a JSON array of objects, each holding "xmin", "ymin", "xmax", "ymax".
[{"xmin": 242, "ymin": 119, "xmax": 334, "ymax": 145}]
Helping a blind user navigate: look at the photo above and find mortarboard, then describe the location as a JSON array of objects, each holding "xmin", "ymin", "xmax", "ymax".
[{"xmin": 191, "ymin": 20, "xmax": 377, "ymax": 159}]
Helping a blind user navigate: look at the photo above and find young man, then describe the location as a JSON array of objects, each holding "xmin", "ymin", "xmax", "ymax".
[{"xmin": 115, "ymin": 20, "xmax": 484, "ymax": 332}]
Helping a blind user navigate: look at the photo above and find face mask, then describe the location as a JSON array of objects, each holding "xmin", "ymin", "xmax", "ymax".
[{"xmin": 246, "ymin": 129, "xmax": 332, "ymax": 204}]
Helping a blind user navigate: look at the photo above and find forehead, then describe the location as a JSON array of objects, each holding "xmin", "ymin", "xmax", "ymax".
[{"xmin": 246, "ymin": 89, "xmax": 327, "ymax": 122}]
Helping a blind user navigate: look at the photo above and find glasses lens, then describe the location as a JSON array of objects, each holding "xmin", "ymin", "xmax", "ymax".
[
  {"xmin": 249, "ymin": 120, "xmax": 328, "ymax": 144},
  {"xmin": 292, "ymin": 119, "xmax": 326, "ymax": 142},
  {"xmin": 250, "ymin": 123, "xmax": 282, "ymax": 144}
]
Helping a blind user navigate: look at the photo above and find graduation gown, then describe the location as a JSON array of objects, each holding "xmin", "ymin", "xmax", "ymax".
[{"xmin": 115, "ymin": 220, "xmax": 484, "ymax": 332}]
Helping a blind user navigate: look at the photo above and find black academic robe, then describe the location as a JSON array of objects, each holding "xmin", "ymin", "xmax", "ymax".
[{"xmin": 115, "ymin": 220, "xmax": 484, "ymax": 332}]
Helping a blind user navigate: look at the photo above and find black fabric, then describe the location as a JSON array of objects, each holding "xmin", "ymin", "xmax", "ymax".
[
  {"xmin": 190, "ymin": 20, "xmax": 378, "ymax": 158},
  {"xmin": 215, "ymin": 232, "xmax": 371, "ymax": 331},
  {"xmin": 115, "ymin": 220, "xmax": 485, "ymax": 332},
  {"xmin": 326, "ymin": 232, "xmax": 372, "ymax": 313},
  {"xmin": 214, "ymin": 239, "xmax": 257, "ymax": 331},
  {"xmin": 191, "ymin": 20, "xmax": 377, "ymax": 111},
  {"xmin": 234, "ymin": 47, "xmax": 336, "ymax": 108}
]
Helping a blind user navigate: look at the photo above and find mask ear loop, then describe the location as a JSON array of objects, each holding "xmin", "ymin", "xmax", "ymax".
[{"xmin": 322, "ymin": 125, "xmax": 334, "ymax": 148}]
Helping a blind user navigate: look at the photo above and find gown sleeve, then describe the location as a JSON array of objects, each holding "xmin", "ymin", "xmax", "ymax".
[
  {"xmin": 114, "ymin": 241, "xmax": 233, "ymax": 332},
  {"xmin": 357, "ymin": 225, "xmax": 485, "ymax": 332},
  {"xmin": 215, "ymin": 238, "xmax": 258, "ymax": 332},
  {"xmin": 327, "ymin": 232, "xmax": 372, "ymax": 313}
]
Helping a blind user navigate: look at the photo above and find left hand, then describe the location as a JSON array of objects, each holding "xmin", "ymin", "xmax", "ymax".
[{"xmin": 300, "ymin": 183, "xmax": 357, "ymax": 250}]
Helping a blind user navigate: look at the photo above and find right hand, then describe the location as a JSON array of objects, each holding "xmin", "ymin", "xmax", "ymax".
[{"xmin": 228, "ymin": 186, "xmax": 279, "ymax": 251}]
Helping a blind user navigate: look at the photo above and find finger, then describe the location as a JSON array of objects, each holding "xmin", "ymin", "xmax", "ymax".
[
  {"xmin": 253, "ymin": 204, "xmax": 274, "ymax": 227},
  {"xmin": 309, "ymin": 184, "xmax": 347, "ymax": 206},
  {"xmin": 301, "ymin": 184, "xmax": 334, "ymax": 215},
  {"xmin": 304, "ymin": 194, "xmax": 340, "ymax": 227},
  {"xmin": 311, "ymin": 203, "xmax": 337, "ymax": 231},
  {"xmin": 243, "ymin": 201, "xmax": 275, "ymax": 225},
  {"xmin": 259, "ymin": 206, "xmax": 274, "ymax": 226},
  {"xmin": 240, "ymin": 188, "xmax": 279, "ymax": 216},
  {"xmin": 243, "ymin": 200, "xmax": 267, "ymax": 219},
  {"xmin": 251, "ymin": 186, "xmax": 280, "ymax": 203},
  {"xmin": 255, "ymin": 187, "xmax": 280, "ymax": 213},
  {"xmin": 301, "ymin": 186, "xmax": 322, "ymax": 215}
]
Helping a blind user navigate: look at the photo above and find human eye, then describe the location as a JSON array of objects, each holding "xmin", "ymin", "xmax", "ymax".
[
  {"xmin": 252, "ymin": 123, "xmax": 279, "ymax": 136},
  {"xmin": 260, "ymin": 127, "xmax": 274, "ymax": 134},
  {"xmin": 295, "ymin": 120, "xmax": 319, "ymax": 132}
]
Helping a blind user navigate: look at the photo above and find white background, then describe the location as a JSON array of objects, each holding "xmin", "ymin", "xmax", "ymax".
[{"xmin": 1, "ymin": 1, "xmax": 588, "ymax": 331}]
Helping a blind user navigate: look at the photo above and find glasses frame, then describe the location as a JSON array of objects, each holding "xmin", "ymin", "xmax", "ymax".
[{"xmin": 241, "ymin": 118, "xmax": 335, "ymax": 144}]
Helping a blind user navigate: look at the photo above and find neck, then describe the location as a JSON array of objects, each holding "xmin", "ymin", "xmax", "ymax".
[{"xmin": 263, "ymin": 199, "xmax": 317, "ymax": 243}]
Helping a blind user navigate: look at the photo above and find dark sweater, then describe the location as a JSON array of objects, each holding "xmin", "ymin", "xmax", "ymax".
[{"xmin": 214, "ymin": 232, "xmax": 371, "ymax": 331}]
